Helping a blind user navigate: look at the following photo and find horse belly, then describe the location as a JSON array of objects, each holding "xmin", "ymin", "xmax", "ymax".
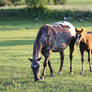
[
  {"xmin": 52, "ymin": 32, "xmax": 71, "ymax": 52},
  {"xmin": 52, "ymin": 41, "xmax": 68, "ymax": 52}
]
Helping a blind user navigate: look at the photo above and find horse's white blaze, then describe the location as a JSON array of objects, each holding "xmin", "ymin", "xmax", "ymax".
[
  {"xmin": 76, "ymin": 34, "xmax": 81, "ymax": 46},
  {"xmin": 53, "ymin": 21, "xmax": 76, "ymax": 37}
]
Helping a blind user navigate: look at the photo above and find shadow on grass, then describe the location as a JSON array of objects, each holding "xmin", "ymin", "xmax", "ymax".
[
  {"xmin": 0, "ymin": 40, "xmax": 34, "ymax": 47},
  {"xmin": 0, "ymin": 7, "xmax": 92, "ymax": 32}
]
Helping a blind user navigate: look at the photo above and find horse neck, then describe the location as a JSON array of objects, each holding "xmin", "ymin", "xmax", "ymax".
[
  {"xmin": 33, "ymin": 40, "xmax": 42, "ymax": 60},
  {"xmin": 81, "ymin": 33, "xmax": 87, "ymax": 43}
]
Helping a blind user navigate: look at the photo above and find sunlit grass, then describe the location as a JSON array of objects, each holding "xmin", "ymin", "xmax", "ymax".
[
  {"xmin": 0, "ymin": 18, "xmax": 92, "ymax": 92},
  {"xmin": 0, "ymin": 0, "xmax": 92, "ymax": 91}
]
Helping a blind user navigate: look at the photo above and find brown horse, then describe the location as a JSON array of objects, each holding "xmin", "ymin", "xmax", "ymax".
[
  {"xmin": 28, "ymin": 21, "xmax": 76, "ymax": 81},
  {"xmin": 76, "ymin": 28, "xmax": 92, "ymax": 74}
]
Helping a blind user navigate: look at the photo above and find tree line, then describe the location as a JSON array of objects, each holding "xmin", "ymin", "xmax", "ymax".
[{"xmin": 0, "ymin": 0, "xmax": 67, "ymax": 8}]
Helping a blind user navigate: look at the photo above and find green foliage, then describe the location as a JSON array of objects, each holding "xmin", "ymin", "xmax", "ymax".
[
  {"xmin": 54, "ymin": 0, "xmax": 67, "ymax": 5},
  {"xmin": 0, "ymin": 0, "xmax": 12, "ymax": 6},
  {"xmin": 0, "ymin": 7, "xmax": 92, "ymax": 22},
  {"xmin": 0, "ymin": 0, "xmax": 25, "ymax": 6},
  {"xmin": 47, "ymin": 0, "xmax": 54, "ymax": 5},
  {"xmin": 25, "ymin": 0, "xmax": 47, "ymax": 8},
  {"xmin": 0, "ymin": 0, "xmax": 5, "ymax": 6}
]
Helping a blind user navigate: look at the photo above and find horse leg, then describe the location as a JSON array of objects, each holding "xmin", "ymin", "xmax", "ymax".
[
  {"xmin": 69, "ymin": 44, "xmax": 74, "ymax": 74},
  {"xmin": 48, "ymin": 60, "xmax": 53, "ymax": 77},
  {"xmin": 88, "ymin": 50, "xmax": 92, "ymax": 72},
  {"xmin": 69, "ymin": 37, "xmax": 76, "ymax": 74},
  {"xmin": 80, "ymin": 50, "xmax": 84, "ymax": 74},
  {"xmin": 58, "ymin": 51, "xmax": 64, "ymax": 75},
  {"xmin": 41, "ymin": 52, "xmax": 51, "ymax": 80}
]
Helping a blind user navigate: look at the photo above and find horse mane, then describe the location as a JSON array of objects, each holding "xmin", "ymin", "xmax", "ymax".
[
  {"xmin": 33, "ymin": 25, "xmax": 47, "ymax": 57},
  {"xmin": 35, "ymin": 24, "xmax": 51, "ymax": 44}
]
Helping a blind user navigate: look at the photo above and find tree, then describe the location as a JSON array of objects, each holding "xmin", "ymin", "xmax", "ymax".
[
  {"xmin": 0, "ymin": 0, "xmax": 23, "ymax": 6},
  {"xmin": 25, "ymin": 0, "xmax": 47, "ymax": 8}
]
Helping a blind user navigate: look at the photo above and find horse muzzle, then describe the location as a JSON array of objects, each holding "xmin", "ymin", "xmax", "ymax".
[{"xmin": 76, "ymin": 39, "xmax": 80, "ymax": 46}]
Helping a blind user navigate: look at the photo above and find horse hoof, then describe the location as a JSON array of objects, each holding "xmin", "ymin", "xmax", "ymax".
[
  {"xmin": 40, "ymin": 76, "xmax": 44, "ymax": 80},
  {"xmin": 39, "ymin": 78, "xmax": 44, "ymax": 81},
  {"xmin": 58, "ymin": 72, "xmax": 61, "ymax": 75},
  {"xmin": 81, "ymin": 71, "xmax": 84, "ymax": 74},
  {"xmin": 70, "ymin": 72, "xmax": 73, "ymax": 75},
  {"xmin": 50, "ymin": 74, "xmax": 53, "ymax": 77}
]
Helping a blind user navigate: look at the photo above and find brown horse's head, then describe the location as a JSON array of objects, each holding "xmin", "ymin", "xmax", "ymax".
[
  {"xmin": 28, "ymin": 57, "xmax": 41, "ymax": 81},
  {"xmin": 76, "ymin": 28, "xmax": 86, "ymax": 46}
]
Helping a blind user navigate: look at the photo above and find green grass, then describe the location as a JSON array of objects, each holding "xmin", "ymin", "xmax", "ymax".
[
  {"xmin": 67, "ymin": 0, "xmax": 92, "ymax": 6},
  {"xmin": 0, "ymin": 18, "xmax": 92, "ymax": 92},
  {"xmin": 0, "ymin": 0, "xmax": 92, "ymax": 91}
]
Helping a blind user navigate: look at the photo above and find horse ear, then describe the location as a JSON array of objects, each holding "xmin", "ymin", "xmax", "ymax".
[
  {"xmin": 75, "ymin": 28, "xmax": 80, "ymax": 32},
  {"xmin": 75, "ymin": 28, "xmax": 78, "ymax": 32},
  {"xmin": 81, "ymin": 28, "xmax": 86, "ymax": 32},
  {"xmin": 37, "ymin": 57, "xmax": 41, "ymax": 61},
  {"xmin": 81, "ymin": 28, "xmax": 84, "ymax": 32},
  {"xmin": 28, "ymin": 58, "xmax": 33, "ymax": 62}
]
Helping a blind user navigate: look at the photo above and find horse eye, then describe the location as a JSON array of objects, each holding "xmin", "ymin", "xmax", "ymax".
[{"xmin": 77, "ymin": 34, "xmax": 81, "ymax": 38}]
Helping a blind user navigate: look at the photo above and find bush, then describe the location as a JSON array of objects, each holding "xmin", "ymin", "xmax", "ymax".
[
  {"xmin": 0, "ymin": 0, "xmax": 24, "ymax": 6},
  {"xmin": 0, "ymin": 0, "xmax": 12, "ymax": 6},
  {"xmin": 54, "ymin": 0, "xmax": 67, "ymax": 5},
  {"xmin": 25, "ymin": 0, "xmax": 47, "ymax": 8},
  {"xmin": 0, "ymin": 0, "xmax": 5, "ymax": 6}
]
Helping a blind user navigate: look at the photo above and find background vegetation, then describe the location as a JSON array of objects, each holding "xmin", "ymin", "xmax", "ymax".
[
  {"xmin": 0, "ymin": 0, "xmax": 92, "ymax": 21},
  {"xmin": 0, "ymin": 0, "xmax": 92, "ymax": 92}
]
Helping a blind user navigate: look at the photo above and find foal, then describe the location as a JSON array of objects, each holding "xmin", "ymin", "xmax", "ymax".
[{"xmin": 76, "ymin": 28, "xmax": 92, "ymax": 74}]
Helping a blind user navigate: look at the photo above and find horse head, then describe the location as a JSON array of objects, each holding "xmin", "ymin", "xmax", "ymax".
[
  {"xmin": 76, "ymin": 28, "xmax": 86, "ymax": 46},
  {"xmin": 28, "ymin": 57, "xmax": 41, "ymax": 81}
]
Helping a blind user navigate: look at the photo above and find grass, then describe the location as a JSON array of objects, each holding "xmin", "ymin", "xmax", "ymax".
[
  {"xmin": 0, "ymin": 18, "xmax": 92, "ymax": 92},
  {"xmin": 0, "ymin": 0, "xmax": 92, "ymax": 91}
]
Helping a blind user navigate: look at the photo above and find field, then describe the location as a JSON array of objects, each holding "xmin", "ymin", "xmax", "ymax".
[{"xmin": 0, "ymin": 0, "xmax": 92, "ymax": 92}]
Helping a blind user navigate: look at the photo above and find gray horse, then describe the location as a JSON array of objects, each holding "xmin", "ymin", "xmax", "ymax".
[{"xmin": 28, "ymin": 21, "xmax": 76, "ymax": 81}]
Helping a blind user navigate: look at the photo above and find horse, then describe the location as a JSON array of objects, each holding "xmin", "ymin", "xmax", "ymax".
[
  {"xmin": 76, "ymin": 28, "xmax": 92, "ymax": 74},
  {"xmin": 28, "ymin": 21, "xmax": 76, "ymax": 81}
]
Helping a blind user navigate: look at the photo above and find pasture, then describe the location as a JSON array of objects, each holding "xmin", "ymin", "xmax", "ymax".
[
  {"xmin": 0, "ymin": 0, "xmax": 92, "ymax": 92},
  {"xmin": 0, "ymin": 19, "xmax": 92, "ymax": 92}
]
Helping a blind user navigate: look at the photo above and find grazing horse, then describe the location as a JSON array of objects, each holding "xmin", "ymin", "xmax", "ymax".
[
  {"xmin": 76, "ymin": 28, "xmax": 92, "ymax": 74},
  {"xmin": 28, "ymin": 21, "xmax": 76, "ymax": 81}
]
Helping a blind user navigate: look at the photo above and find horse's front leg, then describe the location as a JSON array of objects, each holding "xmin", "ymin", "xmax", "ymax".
[
  {"xmin": 48, "ymin": 60, "xmax": 53, "ymax": 77},
  {"xmin": 41, "ymin": 51, "xmax": 51, "ymax": 80},
  {"xmin": 88, "ymin": 50, "xmax": 92, "ymax": 72},
  {"xmin": 80, "ymin": 50, "xmax": 84, "ymax": 74},
  {"xmin": 58, "ymin": 51, "xmax": 64, "ymax": 75}
]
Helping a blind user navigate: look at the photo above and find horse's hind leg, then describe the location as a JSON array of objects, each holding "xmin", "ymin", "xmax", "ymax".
[
  {"xmin": 69, "ymin": 43, "xmax": 75, "ymax": 74},
  {"xmin": 88, "ymin": 50, "xmax": 92, "ymax": 72},
  {"xmin": 58, "ymin": 51, "xmax": 64, "ymax": 75}
]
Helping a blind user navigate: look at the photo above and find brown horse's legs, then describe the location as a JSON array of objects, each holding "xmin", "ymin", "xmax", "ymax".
[
  {"xmin": 88, "ymin": 50, "xmax": 92, "ymax": 72},
  {"xmin": 80, "ymin": 50, "xmax": 84, "ymax": 74},
  {"xmin": 41, "ymin": 52, "xmax": 50, "ymax": 80},
  {"xmin": 58, "ymin": 51, "xmax": 64, "ymax": 75},
  {"xmin": 48, "ymin": 60, "xmax": 53, "ymax": 77}
]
